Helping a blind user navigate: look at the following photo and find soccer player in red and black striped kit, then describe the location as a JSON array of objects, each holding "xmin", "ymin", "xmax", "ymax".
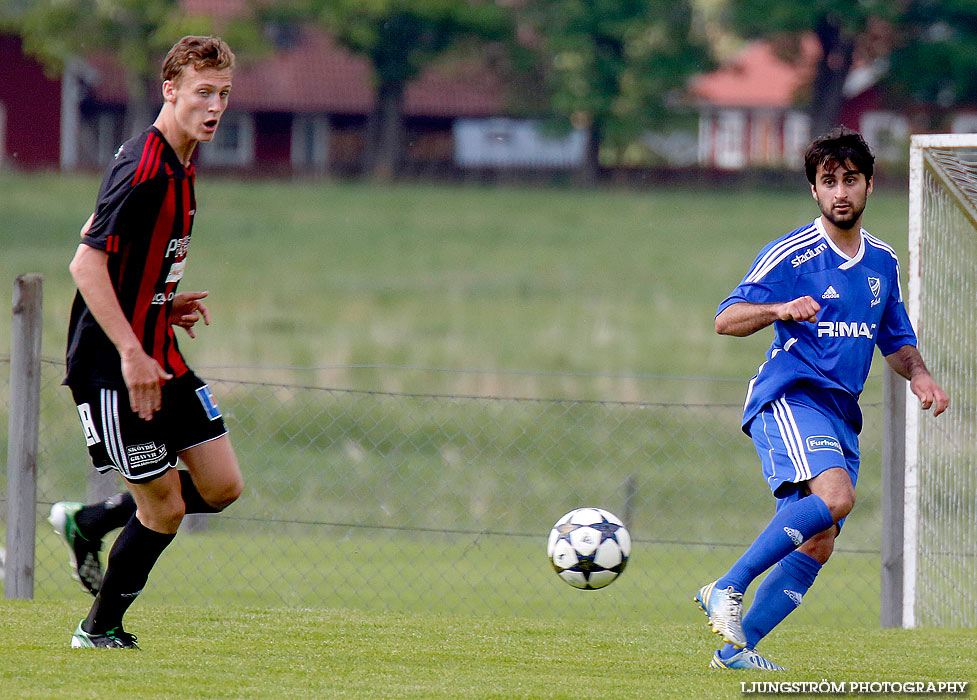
[{"xmin": 48, "ymin": 36, "xmax": 243, "ymax": 649}]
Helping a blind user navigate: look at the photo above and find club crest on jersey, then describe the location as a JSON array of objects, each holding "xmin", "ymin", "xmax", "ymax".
[{"xmin": 868, "ymin": 276, "xmax": 882, "ymax": 307}]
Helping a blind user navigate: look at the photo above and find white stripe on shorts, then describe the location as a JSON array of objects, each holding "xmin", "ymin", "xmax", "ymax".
[
  {"xmin": 100, "ymin": 388, "xmax": 129, "ymax": 477},
  {"xmin": 771, "ymin": 397, "xmax": 812, "ymax": 482}
]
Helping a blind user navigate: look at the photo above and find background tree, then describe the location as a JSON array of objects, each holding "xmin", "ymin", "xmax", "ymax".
[
  {"xmin": 307, "ymin": 0, "xmax": 510, "ymax": 181},
  {"xmin": 1, "ymin": 0, "xmax": 263, "ymax": 139},
  {"xmin": 725, "ymin": 0, "xmax": 977, "ymax": 137},
  {"xmin": 724, "ymin": 0, "xmax": 897, "ymax": 140},
  {"xmin": 518, "ymin": 0, "xmax": 710, "ymax": 186},
  {"xmin": 884, "ymin": 0, "xmax": 977, "ymax": 130}
]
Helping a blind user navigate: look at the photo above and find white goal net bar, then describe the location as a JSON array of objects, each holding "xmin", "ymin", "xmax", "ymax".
[{"xmin": 904, "ymin": 133, "xmax": 977, "ymax": 628}]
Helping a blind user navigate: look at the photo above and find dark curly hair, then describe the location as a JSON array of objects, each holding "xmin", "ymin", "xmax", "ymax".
[{"xmin": 804, "ymin": 126, "xmax": 875, "ymax": 185}]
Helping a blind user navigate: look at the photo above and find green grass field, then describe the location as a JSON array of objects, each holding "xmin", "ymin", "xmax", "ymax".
[
  {"xmin": 0, "ymin": 171, "xmax": 914, "ymax": 399},
  {"xmin": 2, "ymin": 600, "xmax": 975, "ymax": 700},
  {"xmin": 4, "ymin": 172, "xmax": 974, "ymax": 697}
]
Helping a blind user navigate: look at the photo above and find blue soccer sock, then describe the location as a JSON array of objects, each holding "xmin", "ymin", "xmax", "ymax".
[
  {"xmin": 719, "ymin": 550, "xmax": 822, "ymax": 659},
  {"xmin": 716, "ymin": 494, "xmax": 832, "ymax": 594}
]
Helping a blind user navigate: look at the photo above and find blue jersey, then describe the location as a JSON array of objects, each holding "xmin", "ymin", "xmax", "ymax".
[{"xmin": 718, "ymin": 217, "xmax": 917, "ymax": 433}]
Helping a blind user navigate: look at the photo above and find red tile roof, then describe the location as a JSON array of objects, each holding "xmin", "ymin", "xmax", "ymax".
[
  {"xmin": 182, "ymin": 0, "xmax": 248, "ymax": 20},
  {"xmin": 691, "ymin": 36, "xmax": 820, "ymax": 108},
  {"xmin": 230, "ymin": 28, "xmax": 373, "ymax": 114},
  {"xmin": 87, "ymin": 18, "xmax": 504, "ymax": 117}
]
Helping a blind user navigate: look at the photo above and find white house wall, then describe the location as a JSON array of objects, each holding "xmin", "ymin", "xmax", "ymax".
[
  {"xmin": 698, "ymin": 108, "xmax": 811, "ymax": 170},
  {"xmin": 453, "ymin": 118, "xmax": 586, "ymax": 169}
]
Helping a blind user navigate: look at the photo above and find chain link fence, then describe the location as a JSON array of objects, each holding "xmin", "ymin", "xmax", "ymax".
[{"xmin": 2, "ymin": 356, "xmax": 886, "ymax": 626}]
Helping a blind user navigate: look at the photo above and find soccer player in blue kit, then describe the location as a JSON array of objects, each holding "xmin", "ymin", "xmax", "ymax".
[{"xmin": 694, "ymin": 127, "xmax": 948, "ymax": 671}]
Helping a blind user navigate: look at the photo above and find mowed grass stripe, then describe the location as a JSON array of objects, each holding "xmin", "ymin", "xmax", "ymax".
[{"xmin": 2, "ymin": 600, "xmax": 974, "ymax": 700}]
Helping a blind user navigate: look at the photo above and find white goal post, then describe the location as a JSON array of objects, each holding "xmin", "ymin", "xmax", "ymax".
[{"xmin": 895, "ymin": 134, "xmax": 977, "ymax": 628}]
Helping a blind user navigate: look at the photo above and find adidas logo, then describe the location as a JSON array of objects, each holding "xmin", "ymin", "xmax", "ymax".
[
  {"xmin": 784, "ymin": 589, "xmax": 803, "ymax": 607},
  {"xmin": 821, "ymin": 286, "xmax": 840, "ymax": 299},
  {"xmin": 784, "ymin": 527, "xmax": 803, "ymax": 546}
]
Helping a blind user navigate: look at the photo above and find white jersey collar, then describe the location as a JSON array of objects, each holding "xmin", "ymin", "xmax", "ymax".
[{"xmin": 815, "ymin": 217, "xmax": 865, "ymax": 269}]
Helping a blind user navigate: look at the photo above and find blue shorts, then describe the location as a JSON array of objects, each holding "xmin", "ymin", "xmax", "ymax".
[{"xmin": 748, "ymin": 389, "xmax": 859, "ymax": 508}]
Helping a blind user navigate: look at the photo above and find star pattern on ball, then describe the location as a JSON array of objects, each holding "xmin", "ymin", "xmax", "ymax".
[{"xmin": 547, "ymin": 508, "xmax": 631, "ymax": 590}]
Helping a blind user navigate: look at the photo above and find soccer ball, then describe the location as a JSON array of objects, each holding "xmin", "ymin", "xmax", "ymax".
[{"xmin": 547, "ymin": 507, "xmax": 631, "ymax": 590}]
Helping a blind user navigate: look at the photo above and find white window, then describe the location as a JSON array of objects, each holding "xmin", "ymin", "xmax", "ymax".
[
  {"xmin": 750, "ymin": 110, "xmax": 780, "ymax": 165},
  {"xmin": 291, "ymin": 116, "xmax": 330, "ymax": 173},
  {"xmin": 697, "ymin": 112, "xmax": 713, "ymax": 166},
  {"xmin": 783, "ymin": 111, "xmax": 811, "ymax": 168},
  {"xmin": 714, "ymin": 110, "xmax": 747, "ymax": 170},
  {"xmin": 199, "ymin": 112, "xmax": 254, "ymax": 167}
]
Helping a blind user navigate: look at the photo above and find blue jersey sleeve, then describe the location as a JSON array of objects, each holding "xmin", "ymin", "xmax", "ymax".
[
  {"xmin": 876, "ymin": 263, "xmax": 917, "ymax": 355},
  {"xmin": 716, "ymin": 246, "xmax": 793, "ymax": 317}
]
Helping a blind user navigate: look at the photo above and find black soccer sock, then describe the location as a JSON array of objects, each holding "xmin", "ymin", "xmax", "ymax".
[
  {"xmin": 178, "ymin": 469, "xmax": 222, "ymax": 514},
  {"xmin": 75, "ymin": 492, "xmax": 137, "ymax": 541},
  {"xmin": 83, "ymin": 515, "xmax": 175, "ymax": 634}
]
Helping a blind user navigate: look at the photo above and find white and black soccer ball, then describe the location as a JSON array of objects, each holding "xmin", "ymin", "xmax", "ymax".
[{"xmin": 547, "ymin": 507, "xmax": 631, "ymax": 590}]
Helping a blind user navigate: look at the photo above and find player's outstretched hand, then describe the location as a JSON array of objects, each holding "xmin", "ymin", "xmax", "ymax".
[
  {"xmin": 121, "ymin": 349, "xmax": 173, "ymax": 421},
  {"xmin": 779, "ymin": 295, "xmax": 820, "ymax": 323},
  {"xmin": 170, "ymin": 291, "xmax": 210, "ymax": 338},
  {"xmin": 911, "ymin": 373, "xmax": 949, "ymax": 417}
]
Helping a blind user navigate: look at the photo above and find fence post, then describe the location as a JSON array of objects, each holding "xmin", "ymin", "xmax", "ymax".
[
  {"xmin": 880, "ymin": 363, "xmax": 906, "ymax": 628},
  {"xmin": 5, "ymin": 274, "xmax": 43, "ymax": 600}
]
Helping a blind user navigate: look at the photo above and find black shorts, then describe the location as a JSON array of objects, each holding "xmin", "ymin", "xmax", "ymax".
[{"xmin": 70, "ymin": 371, "xmax": 227, "ymax": 483}]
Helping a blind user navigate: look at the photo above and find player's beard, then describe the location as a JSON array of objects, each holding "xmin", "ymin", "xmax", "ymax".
[{"xmin": 820, "ymin": 198, "xmax": 866, "ymax": 230}]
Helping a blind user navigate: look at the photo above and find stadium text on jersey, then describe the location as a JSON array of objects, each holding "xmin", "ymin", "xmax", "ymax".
[{"xmin": 790, "ymin": 242, "xmax": 828, "ymax": 267}]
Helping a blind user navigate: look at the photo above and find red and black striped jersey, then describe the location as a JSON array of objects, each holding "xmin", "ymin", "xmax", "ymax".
[{"xmin": 66, "ymin": 126, "xmax": 197, "ymax": 388}]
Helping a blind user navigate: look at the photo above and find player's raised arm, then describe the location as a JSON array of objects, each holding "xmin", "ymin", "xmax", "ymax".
[{"xmin": 715, "ymin": 296, "xmax": 821, "ymax": 337}]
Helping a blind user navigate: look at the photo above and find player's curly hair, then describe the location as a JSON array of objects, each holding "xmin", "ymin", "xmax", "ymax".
[
  {"xmin": 161, "ymin": 36, "xmax": 235, "ymax": 83},
  {"xmin": 804, "ymin": 126, "xmax": 875, "ymax": 185}
]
